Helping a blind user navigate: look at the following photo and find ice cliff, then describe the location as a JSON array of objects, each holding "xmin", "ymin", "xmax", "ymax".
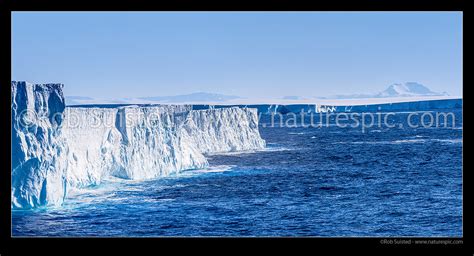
[
  {"xmin": 192, "ymin": 99, "xmax": 462, "ymax": 114},
  {"xmin": 11, "ymin": 81, "xmax": 265, "ymax": 209},
  {"xmin": 11, "ymin": 81, "xmax": 67, "ymax": 208},
  {"xmin": 181, "ymin": 108, "xmax": 264, "ymax": 153}
]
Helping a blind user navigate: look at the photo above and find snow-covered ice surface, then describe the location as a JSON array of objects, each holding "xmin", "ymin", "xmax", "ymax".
[{"xmin": 11, "ymin": 81, "xmax": 265, "ymax": 209}]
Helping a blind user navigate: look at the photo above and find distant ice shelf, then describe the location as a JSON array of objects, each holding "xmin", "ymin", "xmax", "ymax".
[
  {"xmin": 11, "ymin": 81, "xmax": 265, "ymax": 209},
  {"xmin": 191, "ymin": 98, "xmax": 462, "ymax": 114}
]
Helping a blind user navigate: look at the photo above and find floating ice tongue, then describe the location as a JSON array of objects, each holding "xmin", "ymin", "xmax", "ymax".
[{"xmin": 11, "ymin": 81, "xmax": 265, "ymax": 209}]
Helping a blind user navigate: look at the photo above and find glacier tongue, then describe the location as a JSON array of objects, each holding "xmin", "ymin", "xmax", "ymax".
[{"xmin": 11, "ymin": 81, "xmax": 266, "ymax": 209}]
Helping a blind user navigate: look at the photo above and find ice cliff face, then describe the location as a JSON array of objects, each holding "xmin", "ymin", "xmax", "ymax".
[
  {"xmin": 11, "ymin": 81, "xmax": 67, "ymax": 208},
  {"xmin": 181, "ymin": 108, "xmax": 265, "ymax": 153},
  {"xmin": 11, "ymin": 81, "xmax": 265, "ymax": 209},
  {"xmin": 60, "ymin": 106, "xmax": 208, "ymax": 186}
]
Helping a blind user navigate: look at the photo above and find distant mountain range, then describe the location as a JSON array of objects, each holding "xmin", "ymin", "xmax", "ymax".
[
  {"xmin": 138, "ymin": 92, "xmax": 241, "ymax": 103},
  {"xmin": 319, "ymin": 82, "xmax": 448, "ymax": 99},
  {"xmin": 65, "ymin": 82, "xmax": 451, "ymax": 105},
  {"xmin": 281, "ymin": 96, "xmax": 308, "ymax": 100},
  {"xmin": 66, "ymin": 92, "xmax": 241, "ymax": 105},
  {"xmin": 376, "ymin": 82, "xmax": 448, "ymax": 97}
]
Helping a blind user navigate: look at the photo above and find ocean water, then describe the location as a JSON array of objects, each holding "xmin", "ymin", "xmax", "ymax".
[{"xmin": 11, "ymin": 109, "xmax": 463, "ymax": 237}]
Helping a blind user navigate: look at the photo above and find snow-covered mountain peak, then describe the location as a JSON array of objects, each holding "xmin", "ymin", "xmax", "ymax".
[{"xmin": 377, "ymin": 82, "xmax": 447, "ymax": 97}]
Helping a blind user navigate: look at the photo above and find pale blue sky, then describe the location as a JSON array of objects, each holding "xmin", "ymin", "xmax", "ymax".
[{"xmin": 12, "ymin": 12, "xmax": 462, "ymax": 98}]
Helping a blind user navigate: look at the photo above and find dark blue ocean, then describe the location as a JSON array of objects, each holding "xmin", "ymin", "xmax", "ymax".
[{"xmin": 12, "ymin": 109, "xmax": 463, "ymax": 237}]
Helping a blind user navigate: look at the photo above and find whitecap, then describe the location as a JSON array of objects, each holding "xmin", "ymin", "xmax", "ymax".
[
  {"xmin": 206, "ymin": 146, "xmax": 295, "ymax": 156},
  {"xmin": 392, "ymin": 139, "xmax": 427, "ymax": 144},
  {"xmin": 434, "ymin": 139, "xmax": 463, "ymax": 144},
  {"xmin": 180, "ymin": 165, "xmax": 235, "ymax": 177},
  {"xmin": 334, "ymin": 138, "xmax": 462, "ymax": 145}
]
